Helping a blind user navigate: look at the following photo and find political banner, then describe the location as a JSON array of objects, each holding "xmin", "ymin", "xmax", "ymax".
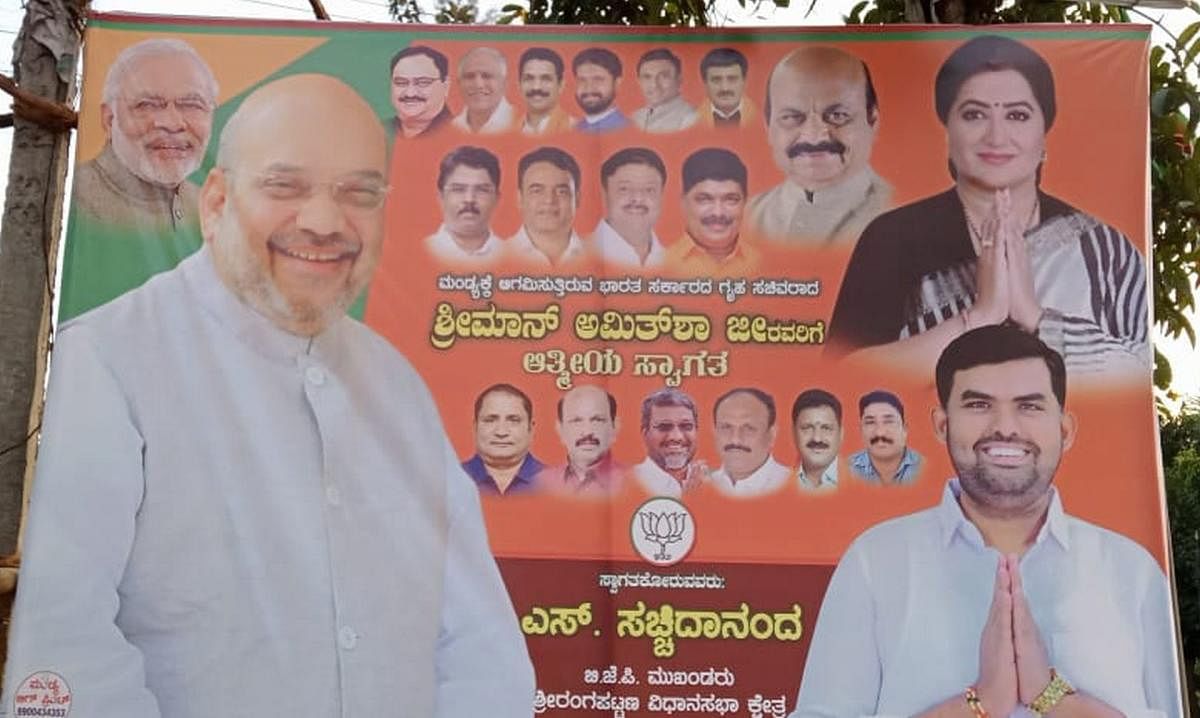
[{"xmin": 28, "ymin": 12, "xmax": 1180, "ymax": 718}]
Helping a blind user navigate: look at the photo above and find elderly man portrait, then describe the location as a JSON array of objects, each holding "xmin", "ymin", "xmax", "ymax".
[
  {"xmin": 462, "ymin": 383, "xmax": 545, "ymax": 496},
  {"xmin": 710, "ymin": 388, "xmax": 791, "ymax": 498},
  {"xmin": 631, "ymin": 48, "xmax": 699, "ymax": 133},
  {"xmin": 572, "ymin": 47, "xmax": 630, "ymax": 133},
  {"xmin": 389, "ymin": 45, "xmax": 452, "ymax": 139},
  {"xmin": 791, "ymin": 388, "xmax": 843, "ymax": 492},
  {"xmin": 849, "ymin": 389, "xmax": 923, "ymax": 485},
  {"xmin": 633, "ymin": 388, "xmax": 708, "ymax": 498},
  {"xmin": 452, "ymin": 46, "xmax": 516, "ymax": 134},
  {"xmin": 749, "ymin": 46, "xmax": 892, "ymax": 244},
  {"xmin": 537, "ymin": 385, "xmax": 626, "ymax": 496},
  {"xmin": 696, "ymin": 47, "xmax": 759, "ymax": 130},
  {"xmin": 507, "ymin": 146, "xmax": 589, "ymax": 267},
  {"xmin": 593, "ymin": 147, "xmax": 667, "ymax": 269},
  {"xmin": 517, "ymin": 47, "xmax": 575, "ymax": 135},
  {"xmin": 2, "ymin": 73, "xmax": 534, "ymax": 717},
  {"xmin": 790, "ymin": 325, "xmax": 1181, "ymax": 718},
  {"xmin": 75, "ymin": 38, "xmax": 215, "ymax": 233},
  {"xmin": 66, "ymin": 38, "xmax": 217, "ymax": 320},
  {"xmin": 666, "ymin": 147, "xmax": 759, "ymax": 275},
  {"xmin": 425, "ymin": 145, "xmax": 503, "ymax": 265}
]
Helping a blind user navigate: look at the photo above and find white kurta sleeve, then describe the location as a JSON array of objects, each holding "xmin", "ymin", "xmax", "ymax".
[
  {"xmin": 789, "ymin": 544, "xmax": 888, "ymax": 718},
  {"xmin": 433, "ymin": 436, "xmax": 535, "ymax": 718},
  {"xmin": 1136, "ymin": 564, "xmax": 1183, "ymax": 718},
  {"xmin": 1, "ymin": 327, "xmax": 161, "ymax": 717}
]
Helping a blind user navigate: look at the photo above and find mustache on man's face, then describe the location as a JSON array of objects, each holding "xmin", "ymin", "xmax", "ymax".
[
  {"xmin": 806, "ymin": 440, "xmax": 830, "ymax": 450},
  {"xmin": 723, "ymin": 443, "xmax": 751, "ymax": 454},
  {"xmin": 457, "ymin": 202, "xmax": 480, "ymax": 217},
  {"xmin": 575, "ymin": 435, "xmax": 601, "ymax": 448},
  {"xmin": 525, "ymin": 89, "xmax": 550, "ymax": 99},
  {"xmin": 787, "ymin": 140, "xmax": 846, "ymax": 159},
  {"xmin": 869, "ymin": 435, "xmax": 894, "ymax": 446}
]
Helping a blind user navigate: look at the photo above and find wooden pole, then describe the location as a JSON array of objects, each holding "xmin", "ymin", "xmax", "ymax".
[{"xmin": 0, "ymin": 0, "xmax": 83, "ymax": 565}]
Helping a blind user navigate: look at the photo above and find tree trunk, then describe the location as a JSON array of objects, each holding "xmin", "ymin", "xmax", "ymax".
[{"xmin": 0, "ymin": 0, "xmax": 82, "ymax": 565}]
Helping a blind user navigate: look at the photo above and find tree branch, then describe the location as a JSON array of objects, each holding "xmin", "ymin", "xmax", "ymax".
[{"xmin": 0, "ymin": 73, "xmax": 76, "ymax": 131}]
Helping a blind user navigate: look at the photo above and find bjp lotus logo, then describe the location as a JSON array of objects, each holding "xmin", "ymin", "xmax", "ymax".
[{"xmin": 631, "ymin": 497, "xmax": 696, "ymax": 566}]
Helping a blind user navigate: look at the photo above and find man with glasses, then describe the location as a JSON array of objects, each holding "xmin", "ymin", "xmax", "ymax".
[
  {"xmin": 389, "ymin": 45, "xmax": 452, "ymax": 139},
  {"xmin": 426, "ymin": 145, "xmax": 503, "ymax": 265},
  {"xmin": 634, "ymin": 388, "xmax": 707, "ymax": 498},
  {"xmin": 65, "ymin": 38, "xmax": 218, "ymax": 320},
  {"xmin": 75, "ymin": 38, "xmax": 216, "ymax": 234},
  {"xmin": 3, "ymin": 74, "xmax": 534, "ymax": 717}
]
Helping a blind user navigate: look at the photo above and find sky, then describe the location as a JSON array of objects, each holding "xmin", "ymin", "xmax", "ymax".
[{"xmin": 1, "ymin": 0, "xmax": 1198, "ymax": 401}]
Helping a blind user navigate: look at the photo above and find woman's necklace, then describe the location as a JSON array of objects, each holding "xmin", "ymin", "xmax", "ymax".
[{"xmin": 963, "ymin": 196, "xmax": 1041, "ymax": 251}]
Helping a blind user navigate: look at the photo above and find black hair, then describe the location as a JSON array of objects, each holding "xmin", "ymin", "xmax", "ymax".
[
  {"xmin": 934, "ymin": 35, "xmax": 1055, "ymax": 131},
  {"xmin": 858, "ymin": 390, "xmax": 904, "ymax": 420},
  {"xmin": 700, "ymin": 47, "xmax": 747, "ymax": 79},
  {"xmin": 935, "ymin": 324, "xmax": 1067, "ymax": 408},
  {"xmin": 437, "ymin": 145, "xmax": 500, "ymax": 192},
  {"xmin": 681, "ymin": 148, "xmax": 747, "ymax": 195},
  {"xmin": 572, "ymin": 48, "xmax": 622, "ymax": 79},
  {"xmin": 390, "ymin": 45, "xmax": 449, "ymax": 81},
  {"xmin": 519, "ymin": 47, "xmax": 565, "ymax": 83},
  {"xmin": 517, "ymin": 146, "xmax": 581, "ymax": 195},
  {"xmin": 637, "ymin": 47, "xmax": 682, "ymax": 77},
  {"xmin": 791, "ymin": 389, "xmax": 842, "ymax": 425},
  {"xmin": 474, "ymin": 383, "xmax": 533, "ymax": 423},
  {"xmin": 600, "ymin": 147, "xmax": 666, "ymax": 187}
]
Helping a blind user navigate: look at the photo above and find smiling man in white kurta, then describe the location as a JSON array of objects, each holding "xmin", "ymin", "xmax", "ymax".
[{"xmin": 2, "ymin": 74, "xmax": 534, "ymax": 718}]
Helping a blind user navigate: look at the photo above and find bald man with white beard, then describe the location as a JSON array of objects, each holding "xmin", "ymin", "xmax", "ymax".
[{"xmin": 5, "ymin": 73, "xmax": 533, "ymax": 718}]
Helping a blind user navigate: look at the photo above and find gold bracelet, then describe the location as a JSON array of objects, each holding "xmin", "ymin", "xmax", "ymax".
[
  {"xmin": 964, "ymin": 686, "xmax": 989, "ymax": 718},
  {"xmin": 1029, "ymin": 668, "xmax": 1075, "ymax": 717}
]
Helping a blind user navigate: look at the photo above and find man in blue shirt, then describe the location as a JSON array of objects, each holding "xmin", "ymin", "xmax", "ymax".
[
  {"xmin": 848, "ymin": 388, "xmax": 922, "ymax": 484},
  {"xmin": 462, "ymin": 383, "xmax": 545, "ymax": 495},
  {"xmin": 572, "ymin": 48, "xmax": 629, "ymax": 133}
]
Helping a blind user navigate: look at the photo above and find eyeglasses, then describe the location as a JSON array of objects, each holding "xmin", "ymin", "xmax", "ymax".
[
  {"xmin": 391, "ymin": 76, "xmax": 443, "ymax": 91},
  {"xmin": 651, "ymin": 421, "xmax": 696, "ymax": 434},
  {"xmin": 239, "ymin": 171, "xmax": 390, "ymax": 210},
  {"xmin": 124, "ymin": 94, "xmax": 213, "ymax": 118}
]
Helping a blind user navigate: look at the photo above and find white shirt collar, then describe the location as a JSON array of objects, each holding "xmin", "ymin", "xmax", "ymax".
[
  {"xmin": 593, "ymin": 219, "xmax": 663, "ymax": 268},
  {"xmin": 452, "ymin": 97, "xmax": 514, "ymax": 134},
  {"xmin": 713, "ymin": 456, "xmax": 789, "ymax": 497},
  {"xmin": 507, "ymin": 226, "xmax": 587, "ymax": 267},
  {"xmin": 710, "ymin": 100, "xmax": 744, "ymax": 119},
  {"xmin": 426, "ymin": 224, "xmax": 501, "ymax": 261},
  {"xmin": 936, "ymin": 478, "xmax": 1070, "ymax": 551}
]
